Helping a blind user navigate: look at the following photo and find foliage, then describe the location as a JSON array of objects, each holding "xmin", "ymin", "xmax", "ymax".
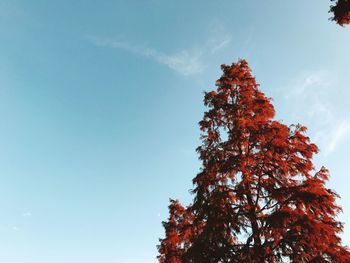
[
  {"xmin": 330, "ymin": 0, "xmax": 350, "ymax": 26},
  {"xmin": 158, "ymin": 60, "xmax": 350, "ymax": 262}
]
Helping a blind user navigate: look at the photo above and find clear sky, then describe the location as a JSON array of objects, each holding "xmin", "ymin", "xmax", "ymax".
[{"xmin": 0, "ymin": 1, "xmax": 349, "ymax": 262}]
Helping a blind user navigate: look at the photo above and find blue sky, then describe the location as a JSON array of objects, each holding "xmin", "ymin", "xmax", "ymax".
[{"xmin": 0, "ymin": 1, "xmax": 349, "ymax": 262}]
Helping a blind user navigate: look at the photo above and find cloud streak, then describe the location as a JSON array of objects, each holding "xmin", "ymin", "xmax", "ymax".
[
  {"xmin": 327, "ymin": 121, "xmax": 350, "ymax": 153},
  {"xmin": 22, "ymin": 212, "xmax": 32, "ymax": 217},
  {"xmin": 285, "ymin": 71, "xmax": 350, "ymax": 155},
  {"xmin": 89, "ymin": 37, "xmax": 204, "ymax": 76},
  {"xmin": 209, "ymin": 35, "xmax": 232, "ymax": 54},
  {"xmin": 12, "ymin": 226, "xmax": 20, "ymax": 231},
  {"xmin": 87, "ymin": 34, "xmax": 231, "ymax": 76}
]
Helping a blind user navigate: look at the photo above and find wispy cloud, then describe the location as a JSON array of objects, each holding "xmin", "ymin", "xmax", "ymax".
[
  {"xmin": 22, "ymin": 212, "xmax": 32, "ymax": 217},
  {"xmin": 87, "ymin": 33, "xmax": 231, "ymax": 76},
  {"xmin": 209, "ymin": 35, "xmax": 232, "ymax": 54},
  {"xmin": 285, "ymin": 71, "xmax": 349, "ymax": 155},
  {"xmin": 12, "ymin": 226, "xmax": 20, "ymax": 231},
  {"xmin": 327, "ymin": 121, "xmax": 350, "ymax": 153},
  {"xmin": 88, "ymin": 36, "xmax": 204, "ymax": 76},
  {"xmin": 286, "ymin": 71, "xmax": 331, "ymax": 98}
]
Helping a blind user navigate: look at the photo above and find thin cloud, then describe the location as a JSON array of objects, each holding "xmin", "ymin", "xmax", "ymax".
[
  {"xmin": 307, "ymin": 101, "xmax": 332, "ymax": 120},
  {"xmin": 22, "ymin": 212, "xmax": 32, "ymax": 217},
  {"xmin": 12, "ymin": 226, "xmax": 20, "ymax": 231},
  {"xmin": 209, "ymin": 35, "xmax": 232, "ymax": 54},
  {"xmin": 206, "ymin": 22, "xmax": 233, "ymax": 54},
  {"xmin": 286, "ymin": 71, "xmax": 332, "ymax": 98},
  {"xmin": 327, "ymin": 121, "xmax": 350, "ymax": 153},
  {"xmin": 284, "ymin": 71, "xmax": 349, "ymax": 155},
  {"xmin": 88, "ymin": 36, "xmax": 204, "ymax": 76},
  {"xmin": 87, "ymin": 33, "xmax": 231, "ymax": 76}
]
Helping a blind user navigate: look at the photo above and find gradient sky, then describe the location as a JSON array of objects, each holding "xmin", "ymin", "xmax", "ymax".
[{"xmin": 0, "ymin": 1, "xmax": 349, "ymax": 262}]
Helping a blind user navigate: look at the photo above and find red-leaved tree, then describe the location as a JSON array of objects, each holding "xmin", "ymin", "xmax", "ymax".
[
  {"xmin": 158, "ymin": 60, "xmax": 350, "ymax": 262},
  {"xmin": 330, "ymin": 0, "xmax": 350, "ymax": 26},
  {"xmin": 158, "ymin": 200, "xmax": 194, "ymax": 263}
]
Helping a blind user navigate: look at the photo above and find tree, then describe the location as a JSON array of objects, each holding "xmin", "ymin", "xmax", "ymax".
[
  {"xmin": 330, "ymin": 0, "xmax": 350, "ymax": 26},
  {"xmin": 158, "ymin": 60, "xmax": 350, "ymax": 262},
  {"xmin": 158, "ymin": 200, "xmax": 194, "ymax": 263}
]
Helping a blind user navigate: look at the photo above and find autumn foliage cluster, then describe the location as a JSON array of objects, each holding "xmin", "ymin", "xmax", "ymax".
[
  {"xmin": 330, "ymin": 0, "xmax": 350, "ymax": 25},
  {"xmin": 158, "ymin": 60, "xmax": 350, "ymax": 262}
]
